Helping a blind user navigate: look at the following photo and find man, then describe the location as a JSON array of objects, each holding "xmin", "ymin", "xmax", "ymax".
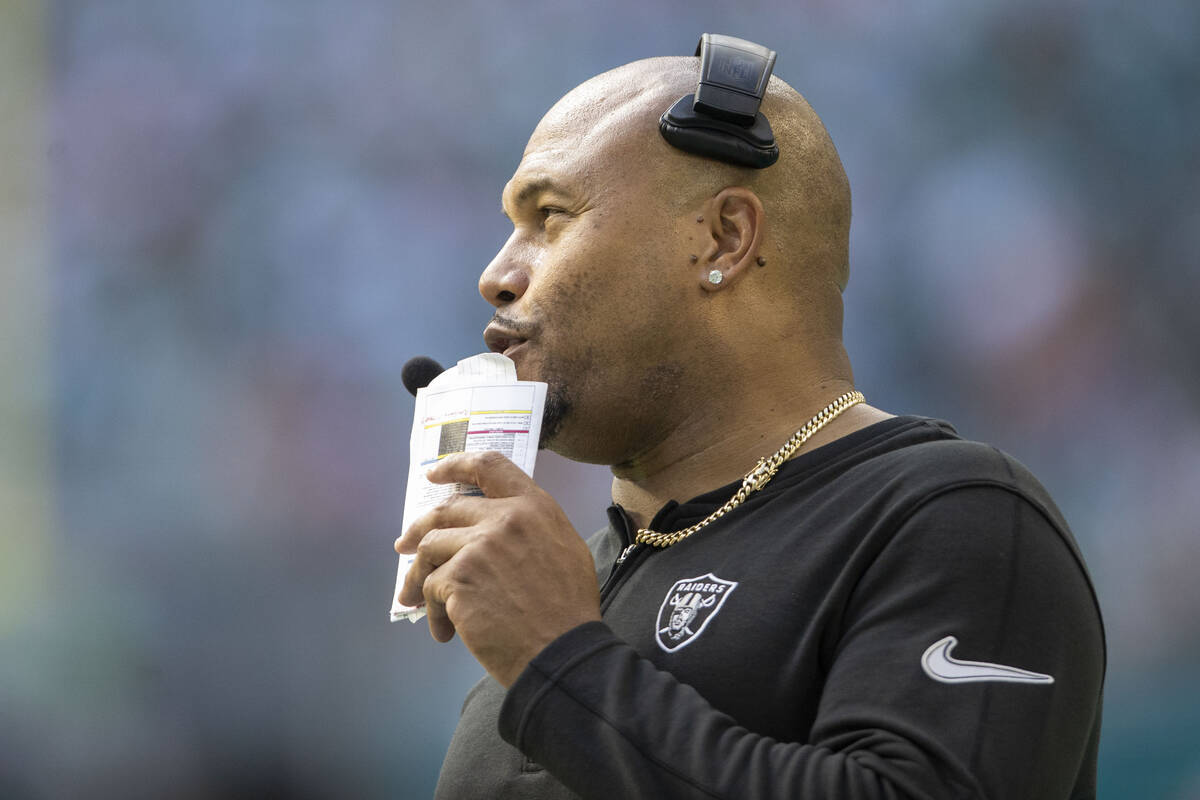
[{"xmin": 395, "ymin": 48, "xmax": 1104, "ymax": 799}]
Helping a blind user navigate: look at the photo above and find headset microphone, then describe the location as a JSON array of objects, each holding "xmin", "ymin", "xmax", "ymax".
[{"xmin": 401, "ymin": 356, "xmax": 444, "ymax": 396}]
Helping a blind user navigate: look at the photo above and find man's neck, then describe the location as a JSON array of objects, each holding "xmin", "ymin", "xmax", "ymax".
[{"xmin": 609, "ymin": 386, "xmax": 892, "ymax": 529}]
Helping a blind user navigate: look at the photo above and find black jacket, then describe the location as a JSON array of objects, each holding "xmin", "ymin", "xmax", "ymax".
[{"xmin": 435, "ymin": 417, "xmax": 1105, "ymax": 799}]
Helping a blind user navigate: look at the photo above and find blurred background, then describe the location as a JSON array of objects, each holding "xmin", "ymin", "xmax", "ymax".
[{"xmin": 2, "ymin": 0, "xmax": 1197, "ymax": 797}]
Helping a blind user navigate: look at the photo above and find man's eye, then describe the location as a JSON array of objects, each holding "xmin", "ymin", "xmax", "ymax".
[{"xmin": 538, "ymin": 206, "xmax": 566, "ymax": 221}]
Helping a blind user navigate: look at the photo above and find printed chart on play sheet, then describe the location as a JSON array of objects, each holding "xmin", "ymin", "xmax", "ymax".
[
  {"xmin": 409, "ymin": 384, "xmax": 544, "ymax": 508},
  {"xmin": 391, "ymin": 355, "xmax": 546, "ymax": 622}
]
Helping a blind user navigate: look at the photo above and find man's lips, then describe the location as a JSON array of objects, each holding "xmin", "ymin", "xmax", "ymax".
[{"xmin": 483, "ymin": 325, "xmax": 529, "ymax": 356}]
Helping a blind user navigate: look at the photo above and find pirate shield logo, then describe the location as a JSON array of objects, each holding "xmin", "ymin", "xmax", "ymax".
[{"xmin": 655, "ymin": 573, "xmax": 739, "ymax": 653}]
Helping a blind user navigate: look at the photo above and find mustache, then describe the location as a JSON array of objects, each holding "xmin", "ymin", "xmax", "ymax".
[{"xmin": 489, "ymin": 313, "xmax": 538, "ymax": 337}]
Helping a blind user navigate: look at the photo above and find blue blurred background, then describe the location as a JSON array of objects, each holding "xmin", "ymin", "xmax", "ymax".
[{"xmin": 2, "ymin": 0, "xmax": 1197, "ymax": 797}]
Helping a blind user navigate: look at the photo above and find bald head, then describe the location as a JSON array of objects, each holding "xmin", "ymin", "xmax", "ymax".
[
  {"xmin": 481, "ymin": 55, "xmax": 856, "ymax": 465},
  {"xmin": 531, "ymin": 57, "xmax": 852, "ymax": 293}
]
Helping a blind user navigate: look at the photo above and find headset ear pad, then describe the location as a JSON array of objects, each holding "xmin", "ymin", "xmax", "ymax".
[
  {"xmin": 659, "ymin": 94, "xmax": 779, "ymax": 169},
  {"xmin": 658, "ymin": 34, "xmax": 781, "ymax": 169}
]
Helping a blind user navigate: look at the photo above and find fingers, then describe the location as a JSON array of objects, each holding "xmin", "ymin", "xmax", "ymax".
[
  {"xmin": 395, "ymin": 492, "xmax": 490, "ymax": 554},
  {"xmin": 425, "ymin": 451, "xmax": 536, "ymax": 499},
  {"xmin": 395, "ymin": 452, "xmax": 537, "ymax": 555},
  {"xmin": 390, "ymin": 452, "xmax": 548, "ymax": 654},
  {"xmin": 425, "ymin": 595, "xmax": 457, "ymax": 643},
  {"xmin": 398, "ymin": 526, "xmax": 474, "ymax": 607},
  {"xmin": 394, "ymin": 530, "xmax": 465, "ymax": 642},
  {"xmin": 422, "ymin": 560, "xmax": 467, "ymax": 644}
]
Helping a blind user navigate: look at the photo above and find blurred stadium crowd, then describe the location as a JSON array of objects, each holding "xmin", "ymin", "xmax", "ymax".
[{"xmin": 2, "ymin": 0, "xmax": 1197, "ymax": 797}]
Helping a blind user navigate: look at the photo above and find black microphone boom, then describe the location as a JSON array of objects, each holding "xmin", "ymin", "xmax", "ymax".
[{"xmin": 402, "ymin": 356, "xmax": 444, "ymax": 396}]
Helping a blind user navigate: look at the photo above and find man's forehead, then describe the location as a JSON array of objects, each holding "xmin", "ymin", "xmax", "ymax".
[
  {"xmin": 524, "ymin": 87, "xmax": 647, "ymax": 164},
  {"xmin": 502, "ymin": 118, "xmax": 628, "ymax": 207},
  {"xmin": 504, "ymin": 67, "xmax": 689, "ymax": 203},
  {"xmin": 533, "ymin": 66, "xmax": 663, "ymax": 140}
]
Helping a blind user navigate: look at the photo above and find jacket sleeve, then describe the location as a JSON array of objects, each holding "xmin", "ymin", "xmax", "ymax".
[{"xmin": 497, "ymin": 486, "xmax": 1105, "ymax": 799}]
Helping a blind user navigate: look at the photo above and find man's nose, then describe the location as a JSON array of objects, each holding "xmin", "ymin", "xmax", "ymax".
[{"xmin": 478, "ymin": 235, "xmax": 531, "ymax": 307}]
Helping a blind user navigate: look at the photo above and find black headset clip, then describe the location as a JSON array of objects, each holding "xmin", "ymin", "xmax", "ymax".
[{"xmin": 659, "ymin": 34, "xmax": 779, "ymax": 169}]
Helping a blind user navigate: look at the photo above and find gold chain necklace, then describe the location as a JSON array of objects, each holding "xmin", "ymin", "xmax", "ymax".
[{"xmin": 634, "ymin": 391, "xmax": 865, "ymax": 549}]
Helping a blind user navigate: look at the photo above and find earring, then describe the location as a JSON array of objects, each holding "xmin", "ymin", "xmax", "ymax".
[{"xmin": 707, "ymin": 270, "xmax": 723, "ymax": 285}]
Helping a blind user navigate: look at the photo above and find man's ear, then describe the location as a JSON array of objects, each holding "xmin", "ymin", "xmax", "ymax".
[{"xmin": 698, "ymin": 187, "xmax": 765, "ymax": 292}]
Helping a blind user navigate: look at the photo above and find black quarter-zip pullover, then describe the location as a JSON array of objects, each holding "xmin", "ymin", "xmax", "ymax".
[{"xmin": 434, "ymin": 417, "xmax": 1105, "ymax": 799}]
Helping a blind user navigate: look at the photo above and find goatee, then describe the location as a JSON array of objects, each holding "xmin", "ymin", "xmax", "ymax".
[{"xmin": 538, "ymin": 380, "xmax": 571, "ymax": 450}]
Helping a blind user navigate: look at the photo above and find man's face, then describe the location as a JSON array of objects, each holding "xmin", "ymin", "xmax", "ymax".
[
  {"xmin": 479, "ymin": 102, "xmax": 696, "ymax": 465},
  {"xmin": 670, "ymin": 605, "xmax": 696, "ymax": 632}
]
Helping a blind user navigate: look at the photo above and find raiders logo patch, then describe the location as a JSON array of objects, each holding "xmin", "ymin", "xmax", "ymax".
[{"xmin": 655, "ymin": 573, "xmax": 738, "ymax": 653}]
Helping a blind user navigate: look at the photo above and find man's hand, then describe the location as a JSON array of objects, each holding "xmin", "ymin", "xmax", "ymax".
[{"xmin": 395, "ymin": 451, "xmax": 602, "ymax": 687}]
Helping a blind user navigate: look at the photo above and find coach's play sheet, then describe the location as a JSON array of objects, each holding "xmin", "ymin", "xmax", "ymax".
[{"xmin": 389, "ymin": 353, "xmax": 546, "ymax": 622}]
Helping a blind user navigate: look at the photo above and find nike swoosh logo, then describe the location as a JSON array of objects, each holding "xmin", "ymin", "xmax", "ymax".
[{"xmin": 921, "ymin": 636, "xmax": 1054, "ymax": 685}]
